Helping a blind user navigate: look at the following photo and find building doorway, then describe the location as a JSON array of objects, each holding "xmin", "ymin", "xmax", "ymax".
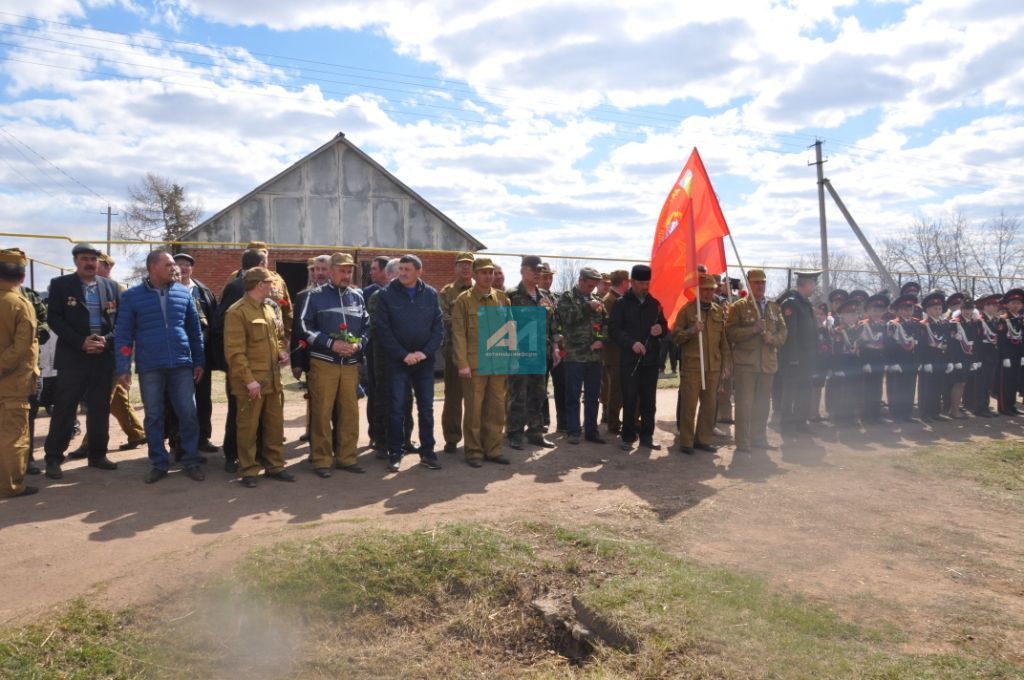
[{"xmin": 275, "ymin": 261, "xmax": 309, "ymax": 303}]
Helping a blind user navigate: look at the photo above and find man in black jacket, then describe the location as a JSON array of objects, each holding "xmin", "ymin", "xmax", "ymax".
[
  {"xmin": 174, "ymin": 252, "xmax": 218, "ymax": 452},
  {"xmin": 42, "ymin": 243, "xmax": 121, "ymax": 479},
  {"xmin": 609, "ymin": 264, "xmax": 667, "ymax": 451}
]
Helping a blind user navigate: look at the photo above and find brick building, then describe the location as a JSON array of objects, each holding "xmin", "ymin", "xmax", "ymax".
[{"xmin": 178, "ymin": 132, "xmax": 485, "ymax": 296}]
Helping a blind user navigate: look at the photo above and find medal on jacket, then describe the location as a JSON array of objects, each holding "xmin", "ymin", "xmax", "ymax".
[
  {"xmin": 979, "ymin": 315, "xmax": 998, "ymax": 345},
  {"xmin": 858, "ymin": 321, "xmax": 884, "ymax": 350},
  {"xmin": 924, "ymin": 317, "xmax": 947, "ymax": 350},
  {"xmin": 888, "ymin": 319, "xmax": 916, "ymax": 351},
  {"xmin": 66, "ymin": 296, "xmax": 77, "ymax": 307}
]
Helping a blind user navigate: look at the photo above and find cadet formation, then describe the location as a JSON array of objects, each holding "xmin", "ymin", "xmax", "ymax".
[{"xmin": 2, "ymin": 241, "xmax": 1024, "ymax": 498}]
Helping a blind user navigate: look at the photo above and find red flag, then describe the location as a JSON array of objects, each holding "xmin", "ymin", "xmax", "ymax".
[{"xmin": 649, "ymin": 148, "xmax": 730, "ymax": 327}]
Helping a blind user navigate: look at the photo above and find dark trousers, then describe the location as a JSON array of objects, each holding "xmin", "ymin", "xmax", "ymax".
[
  {"xmin": 998, "ymin": 359, "xmax": 1021, "ymax": 413},
  {"xmin": 886, "ymin": 367, "xmax": 916, "ymax": 419},
  {"xmin": 507, "ymin": 373, "xmax": 546, "ymax": 439},
  {"xmin": 862, "ymin": 370, "xmax": 884, "ymax": 421},
  {"xmin": 971, "ymin": 361, "xmax": 996, "ymax": 413},
  {"xmin": 621, "ymin": 363, "xmax": 658, "ymax": 443},
  {"xmin": 778, "ymin": 363, "xmax": 811, "ymax": 427},
  {"xmin": 387, "ymin": 359, "xmax": 434, "ymax": 458},
  {"xmin": 28, "ymin": 392, "xmax": 39, "ymax": 462},
  {"xmin": 659, "ymin": 338, "xmax": 678, "ymax": 373},
  {"xmin": 551, "ymin": 361, "xmax": 567, "ymax": 429},
  {"xmin": 918, "ymin": 368, "xmax": 944, "ymax": 418},
  {"xmin": 565, "ymin": 361, "xmax": 601, "ymax": 437},
  {"xmin": 830, "ymin": 372, "xmax": 861, "ymax": 424},
  {"xmin": 195, "ymin": 365, "xmax": 213, "ymax": 442},
  {"xmin": 223, "ymin": 388, "xmax": 239, "ymax": 463},
  {"xmin": 44, "ymin": 361, "xmax": 113, "ymax": 464},
  {"xmin": 366, "ymin": 350, "xmax": 380, "ymax": 444}
]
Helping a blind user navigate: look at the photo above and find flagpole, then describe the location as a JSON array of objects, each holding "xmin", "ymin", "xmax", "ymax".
[
  {"xmin": 695, "ymin": 282, "xmax": 706, "ymax": 391},
  {"xmin": 727, "ymin": 232, "xmax": 760, "ymax": 320}
]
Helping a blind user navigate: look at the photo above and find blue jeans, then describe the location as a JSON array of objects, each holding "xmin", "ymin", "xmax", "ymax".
[
  {"xmin": 565, "ymin": 361, "xmax": 602, "ymax": 437},
  {"xmin": 387, "ymin": 358, "xmax": 436, "ymax": 459},
  {"xmin": 139, "ymin": 367, "xmax": 200, "ymax": 470}
]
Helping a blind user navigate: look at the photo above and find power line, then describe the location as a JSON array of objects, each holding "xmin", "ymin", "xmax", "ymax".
[
  {"xmin": 0, "ymin": 144, "xmax": 58, "ymax": 198},
  {"xmin": 0, "ymin": 126, "xmax": 107, "ymax": 201}
]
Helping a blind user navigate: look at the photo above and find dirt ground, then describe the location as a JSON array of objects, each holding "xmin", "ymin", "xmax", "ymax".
[{"xmin": 3, "ymin": 390, "xmax": 1023, "ymax": 662}]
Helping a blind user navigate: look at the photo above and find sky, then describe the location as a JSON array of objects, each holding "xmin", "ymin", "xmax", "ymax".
[{"xmin": 1, "ymin": 0, "xmax": 1023, "ymax": 288}]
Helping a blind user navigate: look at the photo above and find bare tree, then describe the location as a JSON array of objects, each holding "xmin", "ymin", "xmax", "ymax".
[
  {"xmin": 117, "ymin": 173, "xmax": 203, "ymax": 282},
  {"xmin": 554, "ymin": 259, "xmax": 584, "ymax": 294}
]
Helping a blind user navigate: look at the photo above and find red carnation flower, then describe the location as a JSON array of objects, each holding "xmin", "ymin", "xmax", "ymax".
[
  {"xmin": 298, "ymin": 339, "xmax": 308, "ymax": 349},
  {"xmin": 339, "ymin": 322, "xmax": 348, "ymax": 331},
  {"xmin": 119, "ymin": 346, "xmax": 132, "ymax": 357},
  {"xmin": 278, "ymin": 299, "xmax": 289, "ymax": 308},
  {"xmin": 739, "ymin": 290, "xmax": 748, "ymax": 298},
  {"xmin": 591, "ymin": 323, "xmax": 600, "ymax": 331},
  {"xmin": 558, "ymin": 349, "xmax": 567, "ymax": 359}
]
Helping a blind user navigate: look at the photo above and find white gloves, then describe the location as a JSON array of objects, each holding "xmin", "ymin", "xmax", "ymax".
[
  {"xmin": 945, "ymin": 363, "xmax": 954, "ymax": 374},
  {"xmin": 863, "ymin": 364, "xmax": 872, "ymax": 374},
  {"xmin": 887, "ymin": 364, "xmax": 903, "ymax": 374},
  {"xmin": 923, "ymin": 364, "xmax": 933, "ymax": 374},
  {"xmin": 1004, "ymin": 359, "xmax": 1012, "ymax": 368}
]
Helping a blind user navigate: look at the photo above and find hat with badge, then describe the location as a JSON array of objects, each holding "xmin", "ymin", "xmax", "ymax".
[
  {"xmin": 601, "ymin": 272, "xmax": 611, "ymax": 283},
  {"xmin": 243, "ymin": 266, "xmax": 273, "ymax": 285},
  {"xmin": 0, "ymin": 247, "xmax": 27, "ymax": 266},
  {"xmin": 848, "ymin": 289, "xmax": 869, "ymax": 306},
  {"xmin": 794, "ymin": 270, "xmax": 821, "ymax": 283},
  {"xmin": 246, "ymin": 241, "xmax": 268, "ymax": 250},
  {"xmin": 977, "ymin": 292, "xmax": 1001, "ymax": 307},
  {"xmin": 900, "ymin": 281, "xmax": 921, "ymax": 295},
  {"xmin": 698, "ymin": 274, "xmax": 718, "ymax": 289},
  {"xmin": 747, "ymin": 269, "xmax": 767, "ymax": 282},
  {"xmin": 1002, "ymin": 288, "xmax": 1024, "ymax": 304},
  {"xmin": 891, "ymin": 294, "xmax": 918, "ymax": 309},
  {"xmin": 330, "ymin": 252, "xmax": 355, "ymax": 267},
  {"xmin": 521, "ymin": 255, "xmax": 543, "ymax": 269},
  {"xmin": 866, "ymin": 293, "xmax": 889, "ymax": 309},
  {"xmin": 946, "ymin": 292, "xmax": 967, "ymax": 307},
  {"xmin": 579, "ymin": 266, "xmax": 602, "ymax": 280},
  {"xmin": 921, "ymin": 291, "xmax": 946, "ymax": 309},
  {"xmin": 98, "ymin": 252, "xmax": 115, "ymax": 266},
  {"xmin": 71, "ymin": 242, "xmax": 102, "ymax": 257},
  {"xmin": 828, "ymin": 288, "xmax": 849, "ymax": 303},
  {"xmin": 472, "ymin": 257, "xmax": 496, "ymax": 271},
  {"xmin": 456, "ymin": 251, "xmax": 475, "ymax": 263},
  {"xmin": 540, "ymin": 262, "xmax": 553, "ymax": 275},
  {"xmin": 173, "ymin": 252, "xmax": 195, "ymax": 265},
  {"xmin": 838, "ymin": 299, "xmax": 860, "ymax": 313},
  {"xmin": 630, "ymin": 264, "xmax": 651, "ymax": 282}
]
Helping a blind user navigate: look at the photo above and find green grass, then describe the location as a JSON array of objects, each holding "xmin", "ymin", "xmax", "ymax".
[
  {"xmin": 896, "ymin": 440, "xmax": 1024, "ymax": 506},
  {"xmin": 2, "ymin": 524, "xmax": 1021, "ymax": 679}
]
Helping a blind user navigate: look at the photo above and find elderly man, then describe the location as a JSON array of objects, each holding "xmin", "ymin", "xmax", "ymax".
[
  {"xmin": 452, "ymin": 258, "xmax": 511, "ymax": 467},
  {"xmin": 300, "ymin": 253, "xmax": 369, "ymax": 477},
  {"xmin": 609, "ymin": 264, "xmax": 667, "ymax": 451},
  {"xmin": 672, "ymin": 274, "xmax": 731, "ymax": 454},
  {"xmin": 115, "ymin": 250, "xmax": 206, "ymax": 483},
  {"xmin": 725, "ymin": 269, "xmax": 787, "ymax": 452},
  {"xmin": 556, "ymin": 266, "xmax": 607, "ymax": 445},
  {"xmin": 42, "ymin": 243, "xmax": 121, "ymax": 479},
  {"xmin": 373, "ymin": 254, "xmax": 444, "ymax": 472},
  {"xmin": 0, "ymin": 248, "xmax": 40, "ymax": 498},
  {"xmin": 224, "ymin": 267, "xmax": 294, "ymax": 487},
  {"xmin": 439, "ymin": 252, "xmax": 475, "ymax": 453},
  {"xmin": 174, "ymin": 252, "xmax": 219, "ymax": 453}
]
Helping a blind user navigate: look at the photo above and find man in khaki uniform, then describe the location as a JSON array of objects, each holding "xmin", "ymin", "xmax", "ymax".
[
  {"xmin": 439, "ymin": 251, "xmax": 475, "ymax": 453},
  {"xmin": 672, "ymin": 274, "xmax": 731, "ymax": 454},
  {"xmin": 725, "ymin": 270, "xmax": 787, "ymax": 452},
  {"xmin": 600, "ymin": 270, "xmax": 629, "ymax": 433},
  {"xmin": 224, "ymin": 268, "xmax": 295, "ymax": 487},
  {"xmin": 225, "ymin": 241, "xmax": 293, "ymax": 338},
  {"xmin": 451, "ymin": 257, "xmax": 511, "ymax": 467},
  {"xmin": 0, "ymin": 248, "xmax": 40, "ymax": 498}
]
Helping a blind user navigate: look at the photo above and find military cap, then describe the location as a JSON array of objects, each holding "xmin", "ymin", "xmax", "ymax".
[
  {"xmin": 98, "ymin": 252, "xmax": 115, "ymax": 266},
  {"xmin": 873, "ymin": 289, "xmax": 891, "ymax": 301},
  {"xmin": 838, "ymin": 299, "xmax": 860, "ymax": 313},
  {"xmin": 698, "ymin": 274, "xmax": 717, "ymax": 289},
  {"xmin": 960, "ymin": 297, "xmax": 975, "ymax": 309},
  {"xmin": 921, "ymin": 291, "xmax": 946, "ymax": 309},
  {"xmin": 472, "ymin": 257, "xmax": 496, "ymax": 271},
  {"xmin": 455, "ymin": 251, "xmax": 475, "ymax": 263},
  {"xmin": 629, "ymin": 265, "xmax": 651, "ymax": 282},
  {"xmin": 866, "ymin": 293, "xmax": 889, "ymax": 309},
  {"xmin": 746, "ymin": 269, "xmax": 767, "ymax": 283},
  {"xmin": 891, "ymin": 294, "xmax": 918, "ymax": 309},
  {"xmin": 71, "ymin": 242, "xmax": 102, "ymax": 257},
  {"xmin": 1002, "ymin": 288, "xmax": 1024, "ymax": 304},
  {"xmin": 946, "ymin": 292, "xmax": 966, "ymax": 307},
  {"xmin": 330, "ymin": 252, "xmax": 355, "ymax": 267},
  {"xmin": 848, "ymin": 289, "xmax": 869, "ymax": 305},
  {"xmin": 521, "ymin": 255, "xmax": 543, "ymax": 268},
  {"xmin": 0, "ymin": 247, "xmax": 27, "ymax": 266},
  {"xmin": 601, "ymin": 272, "xmax": 611, "ymax": 283},
  {"xmin": 828, "ymin": 289, "xmax": 849, "ymax": 303},
  {"xmin": 172, "ymin": 252, "xmax": 195, "ymax": 265},
  {"xmin": 977, "ymin": 293, "xmax": 1001, "ymax": 307},
  {"xmin": 540, "ymin": 262, "xmax": 554, "ymax": 275},
  {"xmin": 246, "ymin": 241, "xmax": 268, "ymax": 250},
  {"xmin": 243, "ymin": 267, "xmax": 273, "ymax": 285},
  {"xmin": 794, "ymin": 270, "xmax": 821, "ymax": 282},
  {"xmin": 712, "ymin": 273, "xmax": 723, "ymax": 284},
  {"xmin": 900, "ymin": 281, "xmax": 921, "ymax": 295},
  {"xmin": 579, "ymin": 266, "xmax": 602, "ymax": 280}
]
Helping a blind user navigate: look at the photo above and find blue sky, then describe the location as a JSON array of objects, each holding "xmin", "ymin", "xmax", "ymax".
[{"xmin": 1, "ymin": 0, "xmax": 1022, "ymax": 287}]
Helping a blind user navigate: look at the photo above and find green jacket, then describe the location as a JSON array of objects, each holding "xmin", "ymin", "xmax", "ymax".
[
  {"xmin": 506, "ymin": 282, "xmax": 555, "ymax": 355},
  {"xmin": 20, "ymin": 286, "xmax": 50, "ymax": 346},
  {"xmin": 556, "ymin": 286, "xmax": 607, "ymax": 363}
]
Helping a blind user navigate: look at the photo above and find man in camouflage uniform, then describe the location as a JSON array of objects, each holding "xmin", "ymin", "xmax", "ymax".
[
  {"xmin": 439, "ymin": 251, "xmax": 475, "ymax": 453},
  {"xmin": 506, "ymin": 255, "xmax": 556, "ymax": 450},
  {"xmin": 600, "ymin": 270, "xmax": 629, "ymax": 434},
  {"xmin": 556, "ymin": 266, "xmax": 607, "ymax": 445},
  {"xmin": 21, "ymin": 280, "xmax": 48, "ymax": 476},
  {"xmin": 0, "ymin": 248, "xmax": 40, "ymax": 497},
  {"xmin": 539, "ymin": 262, "xmax": 564, "ymax": 431}
]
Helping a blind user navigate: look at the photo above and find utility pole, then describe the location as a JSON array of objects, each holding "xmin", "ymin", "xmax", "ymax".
[
  {"xmin": 103, "ymin": 204, "xmax": 118, "ymax": 254},
  {"xmin": 809, "ymin": 140, "xmax": 830, "ymax": 296}
]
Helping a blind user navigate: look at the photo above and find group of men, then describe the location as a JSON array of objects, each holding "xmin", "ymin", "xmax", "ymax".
[{"xmin": 3, "ymin": 242, "xmax": 1024, "ymax": 499}]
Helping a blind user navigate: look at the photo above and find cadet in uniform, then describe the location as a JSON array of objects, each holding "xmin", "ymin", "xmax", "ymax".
[
  {"xmin": 451, "ymin": 257, "xmax": 511, "ymax": 467},
  {"xmin": 973, "ymin": 293, "xmax": 1001, "ymax": 417},
  {"xmin": 556, "ymin": 266, "xmax": 608, "ymax": 445},
  {"xmin": 946, "ymin": 294, "xmax": 975, "ymax": 419},
  {"xmin": 777, "ymin": 271, "xmax": 820, "ymax": 432},
  {"xmin": 505, "ymin": 255, "xmax": 556, "ymax": 450},
  {"xmin": 857, "ymin": 294, "xmax": 889, "ymax": 423},
  {"xmin": 829, "ymin": 299, "xmax": 862, "ymax": 426},
  {"xmin": 672, "ymin": 274, "xmax": 730, "ymax": 453},
  {"xmin": 0, "ymin": 248, "xmax": 40, "ymax": 498},
  {"xmin": 996, "ymin": 289, "xmax": 1024, "ymax": 415},
  {"xmin": 439, "ymin": 252, "xmax": 475, "ymax": 453},
  {"xmin": 600, "ymin": 270, "xmax": 629, "ymax": 434},
  {"xmin": 725, "ymin": 269, "xmax": 786, "ymax": 452},
  {"xmin": 885, "ymin": 294, "xmax": 920, "ymax": 421},
  {"xmin": 917, "ymin": 291, "xmax": 951, "ymax": 421},
  {"xmin": 224, "ymin": 268, "xmax": 295, "ymax": 487}
]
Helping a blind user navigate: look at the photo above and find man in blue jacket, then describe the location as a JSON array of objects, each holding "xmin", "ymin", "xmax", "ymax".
[
  {"xmin": 373, "ymin": 254, "xmax": 444, "ymax": 472},
  {"xmin": 115, "ymin": 250, "xmax": 206, "ymax": 484},
  {"xmin": 299, "ymin": 252, "xmax": 369, "ymax": 478}
]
